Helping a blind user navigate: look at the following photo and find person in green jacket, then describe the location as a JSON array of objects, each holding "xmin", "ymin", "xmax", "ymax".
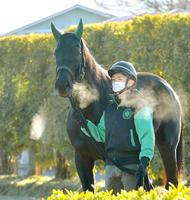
[{"xmin": 74, "ymin": 61, "xmax": 155, "ymax": 193}]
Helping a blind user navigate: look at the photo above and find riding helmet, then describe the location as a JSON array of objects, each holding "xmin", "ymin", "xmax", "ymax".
[{"xmin": 108, "ymin": 61, "xmax": 137, "ymax": 82}]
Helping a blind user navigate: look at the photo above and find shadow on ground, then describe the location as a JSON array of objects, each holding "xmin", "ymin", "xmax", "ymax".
[{"xmin": 0, "ymin": 175, "xmax": 81, "ymax": 199}]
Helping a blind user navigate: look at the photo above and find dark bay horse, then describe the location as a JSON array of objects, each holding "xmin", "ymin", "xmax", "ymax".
[{"xmin": 51, "ymin": 19, "xmax": 183, "ymax": 191}]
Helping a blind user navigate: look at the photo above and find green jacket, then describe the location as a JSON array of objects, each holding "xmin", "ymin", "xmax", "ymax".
[{"xmin": 81, "ymin": 106, "xmax": 155, "ymax": 161}]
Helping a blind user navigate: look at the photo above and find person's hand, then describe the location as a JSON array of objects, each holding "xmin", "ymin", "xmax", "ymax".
[
  {"xmin": 135, "ymin": 157, "xmax": 149, "ymax": 189},
  {"xmin": 72, "ymin": 108, "xmax": 83, "ymax": 126}
]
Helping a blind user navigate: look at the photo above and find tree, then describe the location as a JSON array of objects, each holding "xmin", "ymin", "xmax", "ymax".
[
  {"xmin": 93, "ymin": 0, "xmax": 146, "ymax": 14},
  {"xmin": 143, "ymin": 0, "xmax": 190, "ymax": 12},
  {"xmin": 94, "ymin": 0, "xmax": 130, "ymax": 9},
  {"xmin": 93, "ymin": 0, "xmax": 190, "ymax": 12}
]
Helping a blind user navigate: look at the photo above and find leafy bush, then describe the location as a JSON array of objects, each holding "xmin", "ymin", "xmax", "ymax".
[{"xmin": 44, "ymin": 184, "xmax": 190, "ymax": 200}]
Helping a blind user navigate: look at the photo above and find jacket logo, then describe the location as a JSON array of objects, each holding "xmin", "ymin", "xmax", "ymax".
[{"xmin": 122, "ymin": 108, "xmax": 133, "ymax": 119}]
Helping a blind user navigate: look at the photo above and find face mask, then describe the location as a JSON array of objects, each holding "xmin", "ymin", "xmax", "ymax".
[{"xmin": 112, "ymin": 81, "xmax": 126, "ymax": 92}]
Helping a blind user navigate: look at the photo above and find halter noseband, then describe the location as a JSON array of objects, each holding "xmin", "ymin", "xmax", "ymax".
[{"xmin": 56, "ymin": 65, "xmax": 75, "ymax": 80}]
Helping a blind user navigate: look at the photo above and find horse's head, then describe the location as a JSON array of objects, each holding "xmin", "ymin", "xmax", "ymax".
[{"xmin": 51, "ymin": 19, "xmax": 85, "ymax": 97}]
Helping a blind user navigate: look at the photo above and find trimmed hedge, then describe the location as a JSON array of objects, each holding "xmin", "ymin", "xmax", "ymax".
[
  {"xmin": 44, "ymin": 184, "xmax": 190, "ymax": 200},
  {"xmin": 0, "ymin": 13, "xmax": 190, "ymax": 179}
]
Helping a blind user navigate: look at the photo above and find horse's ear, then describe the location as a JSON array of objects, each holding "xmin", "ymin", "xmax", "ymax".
[
  {"xmin": 75, "ymin": 18, "xmax": 83, "ymax": 40},
  {"xmin": 51, "ymin": 22, "xmax": 62, "ymax": 42}
]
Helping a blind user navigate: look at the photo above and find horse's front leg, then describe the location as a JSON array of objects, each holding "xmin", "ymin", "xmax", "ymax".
[{"xmin": 75, "ymin": 151, "xmax": 95, "ymax": 191}]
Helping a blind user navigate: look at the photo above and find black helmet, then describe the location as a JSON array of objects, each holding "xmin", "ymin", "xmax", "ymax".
[{"xmin": 108, "ymin": 61, "xmax": 137, "ymax": 82}]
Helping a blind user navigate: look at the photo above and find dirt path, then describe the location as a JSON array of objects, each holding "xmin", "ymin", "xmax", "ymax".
[{"xmin": 0, "ymin": 196, "xmax": 40, "ymax": 200}]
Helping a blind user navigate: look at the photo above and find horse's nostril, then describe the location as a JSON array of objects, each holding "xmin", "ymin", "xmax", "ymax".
[
  {"xmin": 66, "ymin": 81, "xmax": 70, "ymax": 88},
  {"xmin": 55, "ymin": 79, "xmax": 71, "ymax": 94}
]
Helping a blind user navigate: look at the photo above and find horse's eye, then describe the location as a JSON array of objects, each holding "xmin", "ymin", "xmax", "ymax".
[{"xmin": 72, "ymin": 47, "xmax": 80, "ymax": 56}]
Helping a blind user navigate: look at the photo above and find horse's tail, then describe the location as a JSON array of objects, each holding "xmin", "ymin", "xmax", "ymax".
[{"xmin": 176, "ymin": 121, "xmax": 184, "ymax": 175}]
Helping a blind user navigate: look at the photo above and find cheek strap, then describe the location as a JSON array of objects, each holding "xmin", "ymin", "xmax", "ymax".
[{"xmin": 76, "ymin": 40, "xmax": 86, "ymax": 81}]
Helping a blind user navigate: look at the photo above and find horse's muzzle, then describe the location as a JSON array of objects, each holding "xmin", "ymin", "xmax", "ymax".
[
  {"xmin": 55, "ymin": 82, "xmax": 72, "ymax": 97},
  {"xmin": 55, "ymin": 66, "xmax": 73, "ymax": 97},
  {"xmin": 58, "ymin": 91, "xmax": 68, "ymax": 97}
]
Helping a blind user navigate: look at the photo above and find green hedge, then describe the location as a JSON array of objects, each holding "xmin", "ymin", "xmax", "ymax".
[
  {"xmin": 0, "ymin": 13, "xmax": 190, "ymax": 179},
  {"xmin": 44, "ymin": 184, "xmax": 190, "ymax": 200}
]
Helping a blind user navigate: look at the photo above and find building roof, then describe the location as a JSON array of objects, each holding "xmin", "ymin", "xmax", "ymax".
[{"xmin": 5, "ymin": 4, "xmax": 115, "ymax": 35}]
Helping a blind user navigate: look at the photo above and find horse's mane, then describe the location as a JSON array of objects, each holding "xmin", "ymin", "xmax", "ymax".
[{"xmin": 82, "ymin": 39, "xmax": 109, "ymax": 82}]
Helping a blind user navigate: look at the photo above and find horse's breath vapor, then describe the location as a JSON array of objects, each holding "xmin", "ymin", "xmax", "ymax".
[
  {"xmin": 30, "ymin": 113, "xmax": 46, "ymax": 140},
  {"xmin": 119, "ymin": 89, "xmax": 158, "ymax": 110},
  {"xmin": 72, "ymin": 82, "xmax": 99, "ymax": 109},
  {"xmin": 119, "ymin": 88, "xmax": 181, "ymax": 121}
]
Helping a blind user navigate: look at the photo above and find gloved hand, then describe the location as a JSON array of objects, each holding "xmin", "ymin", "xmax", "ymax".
[
  {"xmin": 135, "ymin": 157, "xmax": 150, "ymax": 189},
  {"xmin": 72, "ymin": 108, "xmax": 83, "ymax": 126}
]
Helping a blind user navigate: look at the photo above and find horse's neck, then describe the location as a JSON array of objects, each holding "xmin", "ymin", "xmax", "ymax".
[
  {"xmin": 72, "ymin": 63, "xmax": 110, "ymax": 111},
  {"xmin": 82, "ymin": 43, "xmax": 111, "ymax": 98},
  {"xmin": 85, "ymin": 63, "xmax": 110, "ymax": 97}
]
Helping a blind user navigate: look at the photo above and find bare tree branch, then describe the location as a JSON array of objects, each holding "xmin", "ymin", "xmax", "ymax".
[
  {"xmin": 144, "ymin": 0, "xmax": 163, "ymax": 11},
  {"xmin": 93, "ymin": 0, "xmax": 190, "ymax": 13},
  {"xmin": 164, "ymin": 0, "xmax": 175, "ymax": 10},
  {"xmin": 93, "ymin": 0, "xmax": 130, "ymax": 10},
  {"xmin": 93, "ymin": 0, "xmax": 112, "ymax": 9},
  {"xmin": 177, "ymin": 0, "xmax": 190, "ymax": 9},
  {"xmin": 117, "ymin": 0, "xmax": 130, "ymax": 6},
  {"xmin": 144, "ymin": 0, "xmax": 190, "ymax": 11}
]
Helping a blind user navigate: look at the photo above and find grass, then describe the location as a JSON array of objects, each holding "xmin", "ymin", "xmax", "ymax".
[{"xmin": 0, "ymin": 175, "xmax": 81, "ymax": 198}]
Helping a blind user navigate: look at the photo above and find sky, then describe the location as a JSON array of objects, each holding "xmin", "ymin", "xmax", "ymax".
[{"xmin": 0, "ymin": 0, "xmax": 144, "ymax": 35}]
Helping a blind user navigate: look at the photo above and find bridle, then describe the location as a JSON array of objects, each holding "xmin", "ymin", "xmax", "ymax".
[{"xmin": 56, "ymin": 39, "xmax": 86, "ymax": 82}]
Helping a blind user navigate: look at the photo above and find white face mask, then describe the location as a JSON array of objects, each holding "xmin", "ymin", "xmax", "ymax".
[{"xmin": 112, "ymin": 81, "xmax": 126, "ymax": 92}]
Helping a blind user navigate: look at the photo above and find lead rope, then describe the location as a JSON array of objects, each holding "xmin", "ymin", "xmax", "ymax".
[
  {"xmin": 68, "ymin": 95, "xmax": 153, "ymax": 191},
  {"xmin": 69, "ymin": 95, "xmax": 136, "ymax": 175}
]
